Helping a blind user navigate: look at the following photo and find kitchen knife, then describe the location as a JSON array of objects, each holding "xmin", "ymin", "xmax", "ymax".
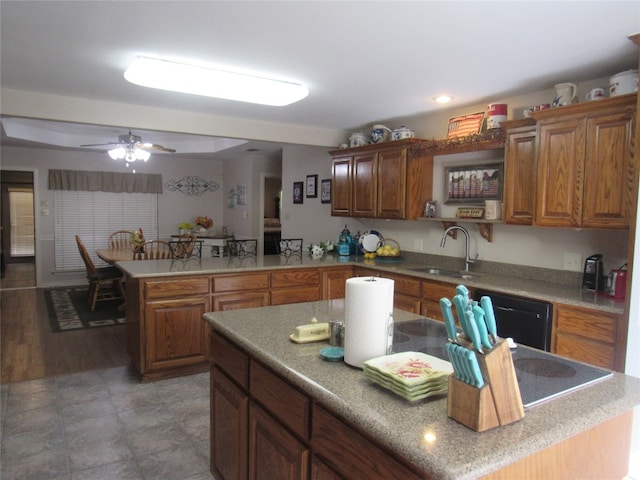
[
  {"xmin": 464, "ymin": 309, "xmax": 484, "ymax": 354},
  {"xmin": 439, "ymin": 297, "xmax": 458, "ymax": 343},
  {"xmin": 463, "ymin": 347, "xmax": 485, "ymax": 388},
  {"xmin": 445, "ymin": 342, "xmax": 463, "ymax": 382},
  {"xmin": 452, "ymin": 294, "xmax": 470, "ymax": 339},
  {"xmin": 455, "ymin": 284, "xmax": 470, "ymax": 307},
  {"xmin": 472, "ymin": 304, "xmax": 492, "ymax": 350},
  {"xmin": 480, "ymin": 296, "xmax": 499, "ymax": 344}
]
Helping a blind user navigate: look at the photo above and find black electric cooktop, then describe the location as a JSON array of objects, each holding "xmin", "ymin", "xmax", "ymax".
[{"xmin": 393, "ymin": 318, "xmax": 613, "ymax": 408}]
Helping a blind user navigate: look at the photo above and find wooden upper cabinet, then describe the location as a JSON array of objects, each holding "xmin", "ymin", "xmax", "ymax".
[
  {"xmin": 502, "ymin": 119, "xmax": 537, "ymax": 225},
  {"xmin": 376, "ymin": 147, "xmax": 407, "ymax": 218},
  {"xmin": 331, "ymin": 155, "xmax": 352, "ymax": 216},
  {"xmin": 532, "ymin": 94, "xmax": 636, "ymax": 229},
  {"xmin": 330, "ymin": 139, "xmax": 433, "ymax": 220},
  {"xmin": 352, "ymin": 151, "xmax": 377, "ymax": 217}
]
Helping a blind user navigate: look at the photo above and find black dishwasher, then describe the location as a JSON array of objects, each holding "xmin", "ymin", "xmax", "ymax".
[{"xmin": 474, "ymin": 289, "xmax": 553, "ymax": 351}]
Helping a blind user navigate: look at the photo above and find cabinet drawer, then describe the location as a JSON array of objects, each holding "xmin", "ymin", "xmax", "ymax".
[
  {"xmin": 250, "ymin": 360, "xmax": 310, "ymax": 439},
  {"xmin": 554, "ymin": 332, "xmax": 616, "ymax": 370},
  {"xmin": 555, "ymin": 304, "xmax": 618, "ymax": 344},
  {"xmin": 384, "ymin": 273, "xmax": 421, "ymax": 297},
  {"xmin": 271, "ymin": 287, "xmax": 322, "ymax": 306},
  {"xmin": 211, "ymin": 332, "xmax": 249, "ymax": 389},
  {"xmin": 312, "ymin": 404, "xmax": 423, "ymax": 480},
  {"xmin": 213, "ymin": 272, "xmax": 270, "ymax": 293},
  {"xmin": 271, "ymin": 269, "xmax": 322, "ymax": 288},
  {"xmin": 422, "ymin": 280, "xmax": 462, "ymax": 322},
  {"xmin": 144, "ymin": 277, "xmax": 210, "ymax": 300}
]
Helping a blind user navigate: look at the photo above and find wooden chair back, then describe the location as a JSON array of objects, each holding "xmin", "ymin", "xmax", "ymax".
[
  {"xmin": 109, "ymin": 230, "xmax": 134, "ymax": 249},
  {"xmin": 75, "ymin": 235, "xmax": 98, "ymax": 277},
  {"xmin": 169, "ymin": 234, "xmax": 202, "ymax": 259},
  {"xmin": 279, "ymin": 238, "xmax": 304, "ymax": 256},
  {"xmin": 134, "ymin": 240, "xmax": 172, "ymax": 260},
  {"xmin": 227, "ymin": 239, "xmax": 258, "ymax": 257}
]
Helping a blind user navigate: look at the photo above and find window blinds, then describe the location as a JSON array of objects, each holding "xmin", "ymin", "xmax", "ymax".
[{"xmin": 54, "ymin": 190, "xmax": 158, "ymax": 271}]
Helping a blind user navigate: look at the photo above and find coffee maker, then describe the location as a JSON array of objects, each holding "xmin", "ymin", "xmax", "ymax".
[{"xmin": 582, "ymin": 254, "xmax": 604, "ymax": 291}]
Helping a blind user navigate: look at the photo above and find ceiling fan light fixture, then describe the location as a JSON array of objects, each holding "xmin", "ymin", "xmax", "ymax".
[
  {"xmin": 108, "ymin": 146, "xmax": 150, "ymax": 163},
  {"xmin": 124, "ymin": 56, "xmax": 309, "ymax": 106}
]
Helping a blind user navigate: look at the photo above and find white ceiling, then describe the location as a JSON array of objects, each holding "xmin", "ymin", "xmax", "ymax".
[{"xmin": 1, "ymin": 1, "xmax": 639, "ymax": 156}]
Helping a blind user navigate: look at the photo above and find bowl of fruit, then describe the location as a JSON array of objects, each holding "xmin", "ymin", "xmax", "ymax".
[{"xmin": 375, "ymin": 238, "xmax": 401, "ymax": 260}]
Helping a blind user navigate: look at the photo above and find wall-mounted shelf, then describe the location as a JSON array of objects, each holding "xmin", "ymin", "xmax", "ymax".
[{"xmin": 416, "ymin": 217, "xmax": 502, "ymax": 242}]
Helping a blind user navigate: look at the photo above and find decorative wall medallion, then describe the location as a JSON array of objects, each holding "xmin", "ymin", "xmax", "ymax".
[{"xmin": 165, "ymin": 176, "xmax": 220, "ymax": 196}]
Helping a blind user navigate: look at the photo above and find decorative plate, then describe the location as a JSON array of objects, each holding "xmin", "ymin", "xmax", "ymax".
[{"xmin": 359, "ymin": 230, "xmax": 383, "ymax": 253}]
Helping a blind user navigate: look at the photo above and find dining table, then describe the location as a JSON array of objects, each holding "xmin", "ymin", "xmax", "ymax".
[{"xmin": 96, "ymin": 248, "xmax": 134, "ymax": 264}]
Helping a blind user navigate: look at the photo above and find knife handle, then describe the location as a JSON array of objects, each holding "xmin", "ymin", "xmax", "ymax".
[
  {"xmin": 464, "ymin": 348, "xmax": 485, "ymax": 388},
  {"xmin": 464, "ymin": 309, "xmax": 484, "ymax": 354},
  {"xmin": 472, "ymin": 305, "xmax": 492, "ymax": 350},
  {"xmin": 439, "ymin": 298, "xmax": 458, "ymax": 343},
  {"xmin": 480, "ymin": 296, "xmax": 498, "ymax": 343},
  {"xmin": 455, "ymin": 284, "xmax": 470, "ymax": 306},
  {"xmin": 452, "ymin": 294, "xmax": 470, "ymax": 339}
]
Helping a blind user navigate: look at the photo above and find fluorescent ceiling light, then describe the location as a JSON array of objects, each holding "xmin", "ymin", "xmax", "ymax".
[
  {"xmin": 433, "ymin": 95, "xmax": 454, "ymax": 104},
  {"xmin": 124, "ymin": 56, "xmax": 309, "ymax": 106}
]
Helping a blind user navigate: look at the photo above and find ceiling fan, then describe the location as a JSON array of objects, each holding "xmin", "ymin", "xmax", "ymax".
[{"xmin": 81, "ymin": 130, "xmax": 176, "ymax": 166}]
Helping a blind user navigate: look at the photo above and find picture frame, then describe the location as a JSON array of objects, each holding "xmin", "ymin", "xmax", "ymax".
[
  {"xmin": 447, "ymin": 112, "xmax": 485, "ymax": 138},
  {"xmin": 306, "ymin": 174, "xmax": 318, "ymax": 198},
  {"xmin": 444, "ymin": 163, "xmax": 503, "ymax": 204},
  {"xmin": 320, "ymin": 178, "xmax": 331, "ymax": 203},
  {"xmin": 293, "ymin": 181, "xmax": 304, "ymax": 204}
]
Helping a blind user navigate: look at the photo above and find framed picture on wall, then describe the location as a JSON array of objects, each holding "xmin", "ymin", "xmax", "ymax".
[
  {"xmin": 321, "ymin": 178, "xmax": 331, "ymax": 203},
  {"xmin": 444, "ymin": 163, "xmax": 503, "ymax": 204},
  {"xmin": 293, "ymin": 181, "xmax": 304, "ymax": 204},
  {"xmin": 306, "ymin": 174, "xmax": 318, "ymax": 198}
]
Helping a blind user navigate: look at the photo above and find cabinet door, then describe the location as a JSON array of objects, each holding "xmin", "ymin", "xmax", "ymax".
[
  {"xmin": 211, "ymin": 367, "xmax": 249, "ymax": 480},
  {"xmin": 331, "ymin": 156, "xmax": 352, "ymax": 216},
  {"xmin": 421, "ymin": 281, "xmax": 461, "ymax": 322},
  {"xmin": 311, "ymin": 456, "xmax": 343, "ymax": 480},
  {"xmin": 376, "ymin": 147, "xmax": 407, "ymax": 219},
  {"xmin": 249, "ymin": 403, "xmax": 309, "ymax": 480},
  {"xmin": 582, "ymin": 107, "xmax": 636, "ymax": 228},
  {"xmin": 213, "ymin": 291, "xmax": 270, "ymax": 311},
  {"xmin": 352, "ymin": 152, "xmax": 377, "ymax": 217},
  {"xmin": 503, "ymin": 126, "xmax": 536, "ymax": 224},
  {"xmin": 322, "ymin": 267, "xmax": 352, "ymax": 300},
  {"xmin": 535, "ymin": 117, "xmax": 585, "ymax": 227},
  {"xmin": 271, "ymin": 269, "xmax": 322, "ymax": 306},
  {"xmin": 144, "ymin": 296, "xmax": 210, "ymax": 373}
]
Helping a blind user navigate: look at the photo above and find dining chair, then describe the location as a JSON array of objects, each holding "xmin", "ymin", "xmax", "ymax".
[
  {"xmin": 168, "ymin": 234, "xmax": 202, "ymax": 259},
  {"xmin": 133, "ymin": 240, "xmax": 173, "ymax": 260},
  {"xmin": 278, "ymin": 238, "xmax": 303, "ymax": 256},
  {"xmin": 75, "ymin": 235, "xmax": 125, "ymax": 311},
  {"xmin": 109, "ymin": 230, "xmax": 134, "ymax": 249},
  {"xmin": 226, "ymin": 239, "xmax": 258, "ymax": 257}
]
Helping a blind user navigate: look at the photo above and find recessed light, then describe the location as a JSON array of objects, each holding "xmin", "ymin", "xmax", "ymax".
[
  {"xmin": 433, "ymin": 95, "xmax": 454, "ymax": 104},
  {"xmin": 124, "ymin": 56, "xmax": 309, "ymax": 106}
]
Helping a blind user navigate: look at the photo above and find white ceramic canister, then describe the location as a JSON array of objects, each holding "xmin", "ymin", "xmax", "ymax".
[
  {"xmin": 486, "ymin": 104, "xmax": 507, "ymax": 129},
  {"xmin": 484, "ymin": 200, "xmax": 502, "ymax": 220},
  {"xmin": 609, "ymin": 70, "xmax": 638, "ymax": 97},
  {"xmin": 349, "ymin": 132, "xmax": 367, "ymax": 148},
  {"xmin": 391, "ymin": 126, "xmax": 415, "ymax": 141}
]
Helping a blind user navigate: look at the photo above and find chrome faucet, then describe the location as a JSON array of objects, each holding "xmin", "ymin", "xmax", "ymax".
[{"xmin": 440, "ymin": 225, "xmax": 474, "ymax": 272}]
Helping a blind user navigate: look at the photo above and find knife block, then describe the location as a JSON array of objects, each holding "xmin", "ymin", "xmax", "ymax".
[{"xmin": 447, "ymin": 339, "xmax": 524, "ymax": 432}]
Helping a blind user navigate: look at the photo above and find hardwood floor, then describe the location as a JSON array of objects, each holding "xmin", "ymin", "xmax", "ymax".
[{"xmin": 0, "ymin": 263, "xmax": 130, "ymax": 384}]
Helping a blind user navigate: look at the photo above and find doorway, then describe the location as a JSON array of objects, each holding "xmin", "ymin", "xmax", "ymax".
[
  {"xmin": 1, "ymin": 170, "xmax": 36, "ymax": 288},
  {"xmin": 262, "ymin": 175, "xmax": 282, "ymax": 255}
]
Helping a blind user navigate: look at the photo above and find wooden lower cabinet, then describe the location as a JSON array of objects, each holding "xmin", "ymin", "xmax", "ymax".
[
  {"xmin": 249, "ymin": 403, "xmax": 309, "ymax": 480},
  {"xmin": 421, "ymin": 280, "xmax": 462, "ymax": 322},
  {"xmin": 553, "ymin": 303, "xmax": 622, "ymax": 370},
  {"xmin": 213, "ymin": 272, "xmax": 270, "ymax": 311},
  {"xmin": 210, "ymin": 331, "xmax": 426, "ymax": 480},
  {"xmin": 271, "ymin": 268, "xmax": 322, "ymax": 305},
  {"xmin": 352, "ymin": 268, "xmax": 421, "ymax": 314},
  {"xmin": 322, "ymin": 266, "xmax": 353, "ymax": 300}
]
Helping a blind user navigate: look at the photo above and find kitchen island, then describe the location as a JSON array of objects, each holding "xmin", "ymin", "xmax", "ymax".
[{"xmin": 204, "ymin": 300, "xmax": 640, "ymax": 480}]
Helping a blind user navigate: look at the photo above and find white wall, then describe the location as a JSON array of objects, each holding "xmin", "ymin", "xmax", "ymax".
[{"xmin": 1, "ymin": 145, "xmax": 224, "ymax": 287}]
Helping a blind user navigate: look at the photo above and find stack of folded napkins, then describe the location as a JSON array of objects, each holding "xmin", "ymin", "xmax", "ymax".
[{"xmin": 363, "ymin": 351, "xmax": 453, "ymax": 401}]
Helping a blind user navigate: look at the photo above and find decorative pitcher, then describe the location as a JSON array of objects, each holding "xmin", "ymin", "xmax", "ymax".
[
  {"xmin": 553, "ymin": 83, "xmax": 577, "ymax": 106},
  {"xmin": 370, "ymin": 125, "xmax": 391, "ymax": 144}
]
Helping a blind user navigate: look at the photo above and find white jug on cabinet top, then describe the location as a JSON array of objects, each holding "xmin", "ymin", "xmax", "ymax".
[{"xmin": 553, "ymin": 83, "xmax": 577, "ymax": 106}]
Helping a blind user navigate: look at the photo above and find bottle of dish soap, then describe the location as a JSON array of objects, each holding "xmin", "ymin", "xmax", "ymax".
[{"xmin": 337, "ymin": 225, "xmax": 351, "ymax": 256}]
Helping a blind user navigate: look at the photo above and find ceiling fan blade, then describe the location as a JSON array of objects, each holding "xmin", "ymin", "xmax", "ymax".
[
  {"xmin": 140, "ymin": 143, "xmax": 176, "ymax": 153},
  {"xmin": 80, "ymin": 142, "xmax": 119, "ymax": 147}
]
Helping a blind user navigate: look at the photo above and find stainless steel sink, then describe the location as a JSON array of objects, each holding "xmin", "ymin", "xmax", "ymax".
[{"xmin": 406, "ymin": 266, "xmax": 478, "ymax": 279}]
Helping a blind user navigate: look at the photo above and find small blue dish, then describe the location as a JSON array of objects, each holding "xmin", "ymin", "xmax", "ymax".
[{"xmin": 320, "ymin": 346, "xmax": 344, "ymax": 362}]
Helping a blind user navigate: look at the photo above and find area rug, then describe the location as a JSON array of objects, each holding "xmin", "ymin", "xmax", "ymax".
[{"xmin": 44, "ymin": 286, "xmax": 126, "ymax": 332}]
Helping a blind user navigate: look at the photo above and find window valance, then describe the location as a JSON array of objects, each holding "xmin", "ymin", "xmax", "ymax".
[{"xmin": 48, "ymin": 169, "xmax": 163, "ymax": 194}]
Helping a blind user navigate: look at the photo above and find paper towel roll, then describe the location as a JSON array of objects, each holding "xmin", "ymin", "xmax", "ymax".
[{"xmin": 344, "ymin": 276, "xmax": 394, "ymax": 368}]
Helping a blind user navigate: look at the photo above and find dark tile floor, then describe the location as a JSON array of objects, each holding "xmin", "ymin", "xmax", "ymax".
[{"xmin": 1, "ymin": 366, "xmax": 217, "ymax": 480}]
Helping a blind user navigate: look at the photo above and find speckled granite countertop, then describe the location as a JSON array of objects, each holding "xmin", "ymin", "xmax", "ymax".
[
  {"xmin": 117, "ymin": 254, "xmax": 624, "ymax": 314},
  {"xmin": 204, "ymin": 300, "xmax": 640, "ymax": 480}
]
